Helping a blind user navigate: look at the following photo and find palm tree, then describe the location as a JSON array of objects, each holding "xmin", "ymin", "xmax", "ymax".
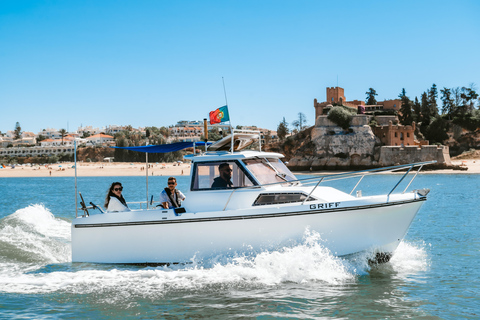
[{"xmin": 59, "ymin": 128, "xmax": 67, "ymax": 145}]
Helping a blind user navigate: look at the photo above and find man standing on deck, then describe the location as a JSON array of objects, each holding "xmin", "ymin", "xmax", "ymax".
[{"xmin": 160, "ymin": 177, "xmax": 186, "ymax": 208}]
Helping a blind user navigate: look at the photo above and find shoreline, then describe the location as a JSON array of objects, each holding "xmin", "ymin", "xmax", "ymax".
[
  {"xmin": 0, "ymin": 162, "xmax": 191, "ymax": 178},
  {"xmin": 1, "ymin": 159, "xmax": 479, "ymax": 177}
]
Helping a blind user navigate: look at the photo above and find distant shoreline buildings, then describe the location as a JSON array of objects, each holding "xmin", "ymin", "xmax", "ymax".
[{"xmin": 0, "ymin": 120, "xmax": 278, "ymax": 158}]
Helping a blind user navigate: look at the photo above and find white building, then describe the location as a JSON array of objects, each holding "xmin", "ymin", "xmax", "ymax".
[
  {"xmin": 85, "ymin": 133, "xmax": 115, "ymax": 145},
  {"xmin": 0, "ymin": 146, "xmax": 75, "ymax": 157},
  {"xmin": 105, "ymin": 125, "xmax": 127, "ymax": 135},
  {"xmin": 37, "ymin": 128, "xmax": 62, "ymax": 139},
  {"xmin": 40, "ymin": 138, "xmax": 74, "ymax": 147},
  {"xmin": 0, "ymin": 136, "xmax": 13, "ymax": 148},
  {"xmin": 77, "ymin": 126, "xmax": 102, "ymax": 137}
]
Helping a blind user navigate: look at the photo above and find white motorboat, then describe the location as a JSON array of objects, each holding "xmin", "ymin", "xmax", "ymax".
[{"xmin": 71, "ymin": 130, "xmax": 432, "ymax": 264}]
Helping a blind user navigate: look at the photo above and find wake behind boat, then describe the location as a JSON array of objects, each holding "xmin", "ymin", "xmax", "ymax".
[{"xmin": 71, "ymin": 129, "xmax": 432, "ymax": 264}]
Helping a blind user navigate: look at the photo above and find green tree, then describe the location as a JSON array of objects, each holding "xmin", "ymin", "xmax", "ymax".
[
  {"xmin": 365, "ymin": 88, "xmax": 378, "ymax": 105},
  {"xmin": 398, "ymin": 88, "xmax": 407, "ymax": 98},
  {"xmin": 399, "ymin": 95, "xmax": 414, "ymax": 125},
  {"xmin": 420, "ymin": 91, "xmax": 432, "ymax": 125},
  {"xmin": 277, "ymin": 117, "xmax": 289, "ymax": 141},
  {"xmin": 14, "ymin": 122, "xmax": 21, "ymax": 139},
  {"xmin": 114, "ymin": 135, "xmax": 127, "ymax": 162},
  {"xmin": 413, "ymin": 97, "xmax": 421, "ymax": 122},
  {"xmin": 201, "ymin": 127, "xmax": 222, "ymax": 141},
  {"xmin": 327, "ymin": 106, "xmax": 355, "ymax": 130},
  {"xmin": 159, "ymin": 126, "xmax": 170, "ymax": 138},
  {"xmin": 37, "ymin": 135, "xmax": 46, "ymax": 143},
  {"xmin": 440, "ymin": 87, "xmax": 454, "ymax": 119},
  {"xmin": 452, "ymin": 87, "xmax": 463, "ymax": 109},
  {"xmin": 428, "ymin": 84, "xmax": 439, "ymax": 116},
  {"xmin": 291, "ymin": 112, "xmax": 307, "ymax": 132},
  {"xmin": 424, "ymin": 116, "xmax": 449, "ymax": 144},
  {"xmin": 59, "ymin": 128, "xmax": 67, "ymax": 145},
  {"xmin": 460, "ymin": 86, "xmax": 479, "ymax": 112}
]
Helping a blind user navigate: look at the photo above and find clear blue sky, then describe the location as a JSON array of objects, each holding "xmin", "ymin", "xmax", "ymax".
[{"xmin": 1, "ymin": 0, "xmax": 479, "ymax": 134}]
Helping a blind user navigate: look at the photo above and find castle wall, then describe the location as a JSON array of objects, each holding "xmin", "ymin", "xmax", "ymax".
[
  {"xmin": 373, "ymin": 122, "xmax": 416, "ymax": 146},
  {"xmin": 379, "ymin": 145, "xmax": 451, "ymax": 166},
  {"xmin": 288, "ymin": 115, "xmax": 451, "ymax": 170},
  {"xmin": 380, "ymin": 99, "xmax": 402, "ymax": 110}
]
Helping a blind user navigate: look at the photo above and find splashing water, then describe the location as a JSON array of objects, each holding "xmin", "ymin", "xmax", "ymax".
[
  {"xmin": 0, "ymin": 204, "xmax": 71, "ymax": 264},
  {"xmin": 0, "ymin": 205, "xmax": 429, "ymax": 300}
]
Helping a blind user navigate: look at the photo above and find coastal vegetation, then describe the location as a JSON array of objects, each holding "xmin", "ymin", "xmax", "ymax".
[
  {"xmin": 327, "ymin": 106, "xmax": 356, "ymax": 130},
  {"xmin": 2, "ymin": 84, "xmax": 479, "ymax": 165},
  {"xmin": 272, "ymin": 83, "xmax": 480, "ymax": 160}
]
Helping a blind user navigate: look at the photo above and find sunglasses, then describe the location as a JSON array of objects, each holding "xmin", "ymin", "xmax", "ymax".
[
  {"xmin": 114, "ymin": 187, "xmax": 123, "ymax": 191},
  {"xmin": 168, "ymin": 182, "xmax": 175, "ymax": 185}
]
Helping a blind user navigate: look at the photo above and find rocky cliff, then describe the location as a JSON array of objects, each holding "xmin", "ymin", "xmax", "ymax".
[
  {"xmin": 286, "ymin": 115, "xmax": 453, "ymax": 171},
  {"xmin": 287, "ymin": 116, "xmax": 381, "ymax": 170}
]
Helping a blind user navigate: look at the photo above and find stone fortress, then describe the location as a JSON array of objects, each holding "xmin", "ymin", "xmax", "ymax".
[{"xmin": 288, "ymin": 87, "xmax": 452, "ymax": 170}]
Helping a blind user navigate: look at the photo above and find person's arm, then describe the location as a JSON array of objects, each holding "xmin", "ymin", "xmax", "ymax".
[
  {"xmin": 159, "ymin": 190, "xmax": 171, "ymax": 208},
  {"xmin": 178, "ymin": 190, "xmax": 186, "ymax": 201}
]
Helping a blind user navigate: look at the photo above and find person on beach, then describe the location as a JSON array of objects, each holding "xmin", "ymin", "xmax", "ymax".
[
  {"xmin": 211, "ymin": 163, "xmax": 233, "ymax": 189},
  {"xmin": 159, "ymin": 177, "xmax": 185, "ymax": 209},
  {"xmin": 105, "ymin": 182, "xmax": 130, "ymax": 212}
]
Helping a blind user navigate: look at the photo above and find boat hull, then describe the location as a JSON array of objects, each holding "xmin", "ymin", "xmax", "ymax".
[{"xmin": 71, "ymin": 198, "xmax": 424, "ymax": 264}]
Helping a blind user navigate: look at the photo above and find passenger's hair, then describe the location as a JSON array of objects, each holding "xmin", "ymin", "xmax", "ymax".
[
  {"xmin": 168, "ymin": 177, "xmax": 176, "ymax": 183},
  {"xmin": 104, "ymin": 182, "xmax": 127, "ymax": 208},
  {"xmin": 218, "ymin": 163, "xmax": 230, "ymax": 171}
]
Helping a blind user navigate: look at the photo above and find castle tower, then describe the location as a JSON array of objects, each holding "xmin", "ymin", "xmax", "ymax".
[{"xmin": 326, "ymin": 87, "xmax": 346, "ymax": 104}]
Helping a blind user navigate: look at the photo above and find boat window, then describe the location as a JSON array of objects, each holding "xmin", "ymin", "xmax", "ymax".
[
  {"xmin": 191, "ymin": 160, "xmax": 255, "ymax": 191},
  {"xmin": 243, "ymin": 158, "xmax": 297, "ymax": 185},
  {"xmin": 253, "ymin": 193, "xmax": 315, "ymax": 206}
]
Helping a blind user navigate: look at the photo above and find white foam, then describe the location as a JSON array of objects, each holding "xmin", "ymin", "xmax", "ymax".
[
  {"xmin": 0, "ymin": 229, "xmax": 359, "ymax": 296},
  {"xmin": 389, "ymin": 241, "xmax": 429, "ymax": 275},
  {"xmin": 0, "ymin": 214, "xmax": 429, "ymax": 297},
  {"xmin": 0, "ymin": 204, "xmax": 71, "ymax": 263}
]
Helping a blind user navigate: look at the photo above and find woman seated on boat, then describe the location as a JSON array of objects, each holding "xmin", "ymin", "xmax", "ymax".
[
  {"xmin": 211, "ymin": 163, "xmax": 234, "ymax": 189},
  {"xmin": 105, "ymin": 182, "xmax": 131, "ymax": 212}
]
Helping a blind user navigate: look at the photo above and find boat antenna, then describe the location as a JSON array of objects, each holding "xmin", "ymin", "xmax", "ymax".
[
  {"xmin": 74, "ymin": 139, "xmax": 78, "ymax": 218},
  {"xmin": 222, "ymin": 77, "xmax": 228, "ymax": 107},
  {"xmin": 145, "ymin": 136, "xmax": 149, "ymax": 209}
]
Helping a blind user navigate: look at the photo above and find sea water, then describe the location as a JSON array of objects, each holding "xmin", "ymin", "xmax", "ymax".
[{"xmin": 0, "ymin": 174, "xmax": 478, "ymax": 319}]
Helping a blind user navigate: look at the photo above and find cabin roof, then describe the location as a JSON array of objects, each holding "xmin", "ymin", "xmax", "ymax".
[{"xmin": 184, "ymin": 150, "xmax": 284, "ymax": 162}]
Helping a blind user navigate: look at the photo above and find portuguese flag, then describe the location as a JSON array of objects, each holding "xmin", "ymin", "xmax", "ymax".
[{"xmin": 209, "ymin": 106, "xmax": 230, "ymax": 124}]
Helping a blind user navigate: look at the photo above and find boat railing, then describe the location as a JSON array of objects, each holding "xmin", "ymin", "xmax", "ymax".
[
  {"xmin": 77, "ymin": 200, "xmax": 167, "ymax": 216},
  {"xmin": 222, "ymin": 161, "xmax": 435, "ymax": 211}
]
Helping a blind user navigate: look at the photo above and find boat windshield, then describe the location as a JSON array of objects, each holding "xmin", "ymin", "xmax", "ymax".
[{"xmin": 243, "ymin": 158, "xmax": 298, "ymax": 185}]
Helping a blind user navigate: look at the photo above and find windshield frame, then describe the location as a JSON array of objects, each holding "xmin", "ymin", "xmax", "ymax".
[
  {"xmin": 190, "ymin": 159, "xmax": 258, "ymax": 191},
  {"xmin": 242, "ymin": 157, "xmax": 298, "ymax": 186}
]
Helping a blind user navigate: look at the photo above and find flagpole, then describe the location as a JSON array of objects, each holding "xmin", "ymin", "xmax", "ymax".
[{"xmin": 222, "ymin": 77, "xmax": 228, "ymax": 107}]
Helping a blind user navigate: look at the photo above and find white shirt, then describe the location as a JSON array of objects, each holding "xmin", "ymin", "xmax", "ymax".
[
  {"xmin": 106, "ymin": 196, "xmax": 130, "ymax": 212},
  {"xmin": 159, "ymin": 189, "xmax": 186, "ymax": 208}
]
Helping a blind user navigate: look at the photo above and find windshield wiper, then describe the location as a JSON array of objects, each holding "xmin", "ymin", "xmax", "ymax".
[{"xmin": 261, "ymin": 158, "xmax": 288, "ymax": 182}]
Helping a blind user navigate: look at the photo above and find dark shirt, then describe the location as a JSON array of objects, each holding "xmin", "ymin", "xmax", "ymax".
[{"xmin": 211, "ymin": 177, "xmax": 233, "ymax": 189}]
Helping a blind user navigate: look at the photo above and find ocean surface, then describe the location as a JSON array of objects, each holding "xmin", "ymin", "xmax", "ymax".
[{"xmin": 0, "ymin": 173, "xmax": 479, "ymax": 319}]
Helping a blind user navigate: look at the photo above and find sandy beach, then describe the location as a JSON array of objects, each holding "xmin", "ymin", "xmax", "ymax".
[
  {"xmin": 1, "ymin": 159, "xmax": 479, "ymax": 178},
  {"xmin": 0, "ymin": 162, "xmax": 191, "ymax": 178}
]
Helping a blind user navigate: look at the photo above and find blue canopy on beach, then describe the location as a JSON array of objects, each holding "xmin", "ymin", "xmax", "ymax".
[{"xmin": 112, "ymin": 141, "xmax": 211, "ymax": 153}]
